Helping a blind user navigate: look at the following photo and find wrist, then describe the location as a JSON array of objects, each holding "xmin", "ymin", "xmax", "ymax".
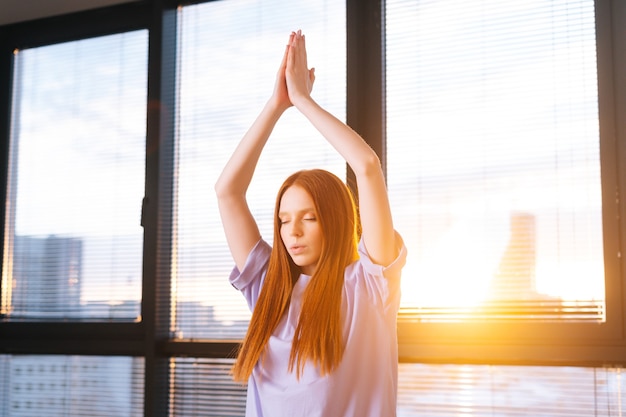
[
  {"xmin": 291, "ymin": 95, "xmax": 316, "ymax": 114},
  {"xmin": 291, "ymin": 94, "xmax": 314, "ymax": 110},
  {"xmin": 266, "ymin": 96, "xmax": 291, "ymax": 115}
]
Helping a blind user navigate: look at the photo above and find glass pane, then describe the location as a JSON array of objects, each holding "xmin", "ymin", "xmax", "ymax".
[
  {"xmin": 174, "ymin": 0, "xmax": 346, "ymax": 339},
  {"xmin": 386, "ymin": 0, "xmax": 604, "ymax": 321},
  {"xmin": 0, "ymin": 354, "xmax": 144, "ymax": 416},
  {"xmin": 2, "ymin": 31, "xmax": 148, "ymax": 321},
  {"xmin": 170, "ymin": 358, "xmax": 246, "ymax": 417},
  {"xmin": 398, "ymin": 363, "xmax": 625, "ymax": 416}
]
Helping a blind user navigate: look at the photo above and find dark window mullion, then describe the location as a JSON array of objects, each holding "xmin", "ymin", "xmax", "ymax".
[
  {"xmin": 142, "ymin": 2, "xmax": 178, "ymax": 417},
  {"xmin": 597, "ymin": 0, "xmax": 626, "ymax": 339},
  {"xmin": 346, "ymin": 0, "xmax": 385, "ymax": 192},
  {"xmin": 0, "ymin": 2, "xmax": 150, "ymax": 50},
  {"xmin": 0, "ymin": 321, "xmax": 144, "ymax": 356}
]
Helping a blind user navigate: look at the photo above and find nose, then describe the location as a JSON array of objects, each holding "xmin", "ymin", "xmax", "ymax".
[{"xmin": 288, "ymin": 221, "xmax": 303, "ymax": 236}]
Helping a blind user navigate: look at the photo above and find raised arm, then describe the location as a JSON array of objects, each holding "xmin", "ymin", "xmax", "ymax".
[
  {"xmin": 215, "ymin": 34, "xmax": 294, "ymax": 270},
  {"xmin": 286, "ymin": 31, "xmax": 398, "ymax": 266}
]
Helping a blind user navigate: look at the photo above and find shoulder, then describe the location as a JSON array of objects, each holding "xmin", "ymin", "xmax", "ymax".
[
  {"xmin": 344, "ymin": 231, "xmax": 407, "ymax": 308},
  {"xmin": 229, "ymin": 238, "xmax": 271, "ymax": 291},
  {"xmin": 355, "ymin": 231, "xmax": 407, "ymax": 281}
]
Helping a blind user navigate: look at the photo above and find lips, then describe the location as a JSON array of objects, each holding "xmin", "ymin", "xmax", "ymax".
[{"xmin": 289, "ymin": 245, "xmax": 306, "ymax": 255}]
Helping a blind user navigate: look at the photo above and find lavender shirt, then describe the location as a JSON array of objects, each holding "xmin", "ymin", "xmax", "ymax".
[{"xmin": 229, "ymin": 233, "xmax": 407, "ymax": 417}]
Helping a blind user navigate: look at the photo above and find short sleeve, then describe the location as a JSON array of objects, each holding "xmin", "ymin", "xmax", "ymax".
[
  {"xmin": 347, "ymin": 231, "xmax": 407, "ymax": 312},
  {"xmin": 358, "ymin": 231, "xmax": 407, "ymax": 282},
  {"xmin": 229, "ymin": 238, "xmax": 272, "ymax": 311}
]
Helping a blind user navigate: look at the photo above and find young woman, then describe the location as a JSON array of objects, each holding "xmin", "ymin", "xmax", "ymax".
[{"xmin": 215, "ymin": 30, "xmax": 407, "ymax": 417}]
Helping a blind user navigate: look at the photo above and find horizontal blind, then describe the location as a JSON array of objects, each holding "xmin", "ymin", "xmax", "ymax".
[
  {"xmin": 0, "ymin": 354, "xmax": 144, "ymax": 416},
  {"xmin": 168, "ymin": 359, "xmax": 625, "ymax": 417},
  {"xmin": 397, "ymin": 364, "xmax": 625, "ymax": 416},
  {"xmin": 169, "ymin": 358, "xmax": 246, "ymax": 417},
  {"xmin": 173, "ymin": 0, "xmax": 346, "ymax": 339},
  {"xmin": 386, "ymin": 0, "xmax": 604, "ymax": 321},
  {"xmin": 2, "ymin": 31, "xmax": 148, "ymax": 321}
]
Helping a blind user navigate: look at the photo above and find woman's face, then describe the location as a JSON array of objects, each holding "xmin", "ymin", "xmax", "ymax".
[{"xmin": 278, "ymin": 185, "xmax": 323, "ymax": 276}]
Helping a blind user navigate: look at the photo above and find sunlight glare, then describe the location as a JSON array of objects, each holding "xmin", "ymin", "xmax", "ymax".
[{"xmin": 401, "ymin": 209, "xmax": 509, "ymax": 308}]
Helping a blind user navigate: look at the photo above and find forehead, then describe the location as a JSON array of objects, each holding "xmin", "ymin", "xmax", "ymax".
[{"xmin": 279, "ymin": 185, "xmax": 315, "ymax": 212}]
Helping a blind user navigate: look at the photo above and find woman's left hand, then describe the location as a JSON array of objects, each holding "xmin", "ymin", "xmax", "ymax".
[{"xmin": 286, "ymin": 30, "xmax": 316, "ymax": 106}]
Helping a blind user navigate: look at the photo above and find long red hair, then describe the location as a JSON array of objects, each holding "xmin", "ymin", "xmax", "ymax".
[{"xmin": 232, "ymin": 169, "xmax": 360, "ymax": 382}]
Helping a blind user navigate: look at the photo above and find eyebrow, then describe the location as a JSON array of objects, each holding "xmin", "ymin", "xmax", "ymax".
[{"xmin": 278, "ymin": 208, "xmax": 316, "ymax": 217}]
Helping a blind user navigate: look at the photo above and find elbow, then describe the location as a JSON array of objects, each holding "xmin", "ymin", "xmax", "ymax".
[
  {"xmin": 214, "ymin": 178, "xmax": 246, "ymax": 204},
  {"xmin": 353, "ymin": 150, "xmax": 383, "ymax": 178},
  {"xmin": 214, "ymin": 178, "xmax": 225, "ymax": 199},
  {"xmin": 214, "ymin": 177, "xmax": 234, "ymax": 200}
]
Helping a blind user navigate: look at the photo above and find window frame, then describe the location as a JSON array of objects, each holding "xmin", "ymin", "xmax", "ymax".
[
  {"xmin": 394, "ymin": 0, "xmax": 626, "ymax": 367},
  {"xmin": 0, "ymin": 3, "xmax": 154, "ymax": 352},
  {"xmin": 0, "ymin": 0, "xmax": 624, "ymax": 416},
  {"xmin": 0, "ymin": 2, "xmax": 171, "ymax": 416}
]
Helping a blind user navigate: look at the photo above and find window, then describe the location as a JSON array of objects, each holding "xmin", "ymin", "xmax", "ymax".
[
  {"xmin": 172, "ymin": 0, "xmax": 346, "ymax": 339},
  {"xmin": 397, "ymin": 363, "xmax": 625, "ymax": 416},
  {"xmin": 386, "ymin": 0, "xmax": 625, "ymax": 364},
  {"xmin": 0, "ymin": 0, "xmax": 625, "ymax": 416},
  {"xmin": 388, "ymin": 0, "xmax": 603, "ymax": 319},
  {"xmin": 169, "ymin": 358, "xmax": 245, "ymax": 416},
  {"xmin": 0, "ymin": 354, "xmax": 144, "ymax": 416},
  {"xmin": 2, "ymin": 31, "xmax": 148, "ymax": 321}
]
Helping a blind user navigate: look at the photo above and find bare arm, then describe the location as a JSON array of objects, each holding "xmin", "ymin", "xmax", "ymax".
[
  {"xmin": 286, "ymin": 31, "xmax": 398, "ymax": 266},
  {"xmin": 215, "ymin": 35, "xmax": 294, "ymax": 270}
]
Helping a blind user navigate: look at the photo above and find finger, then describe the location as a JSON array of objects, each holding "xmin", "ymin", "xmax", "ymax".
[
  {"xmin": 286, "ymin": 36, "xmax": 296, "ymax": 69},
  {"xmin": 291, "ymin": 30, "xmax": 299, "ymax": 47},
  {"xmin": 285, "ymin": 33, "xmax": 295, "ymax": 55},
  {"xmin": 294, "ymin": 32, "xmax": 307, "ymax": 67},
  {"xmin": 279, "ymin": 45, "xmax": 289, "ymax": 71},
  {"xmin": 280, "ymin": 33, "xmax": 294, "ymax": 69}
]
